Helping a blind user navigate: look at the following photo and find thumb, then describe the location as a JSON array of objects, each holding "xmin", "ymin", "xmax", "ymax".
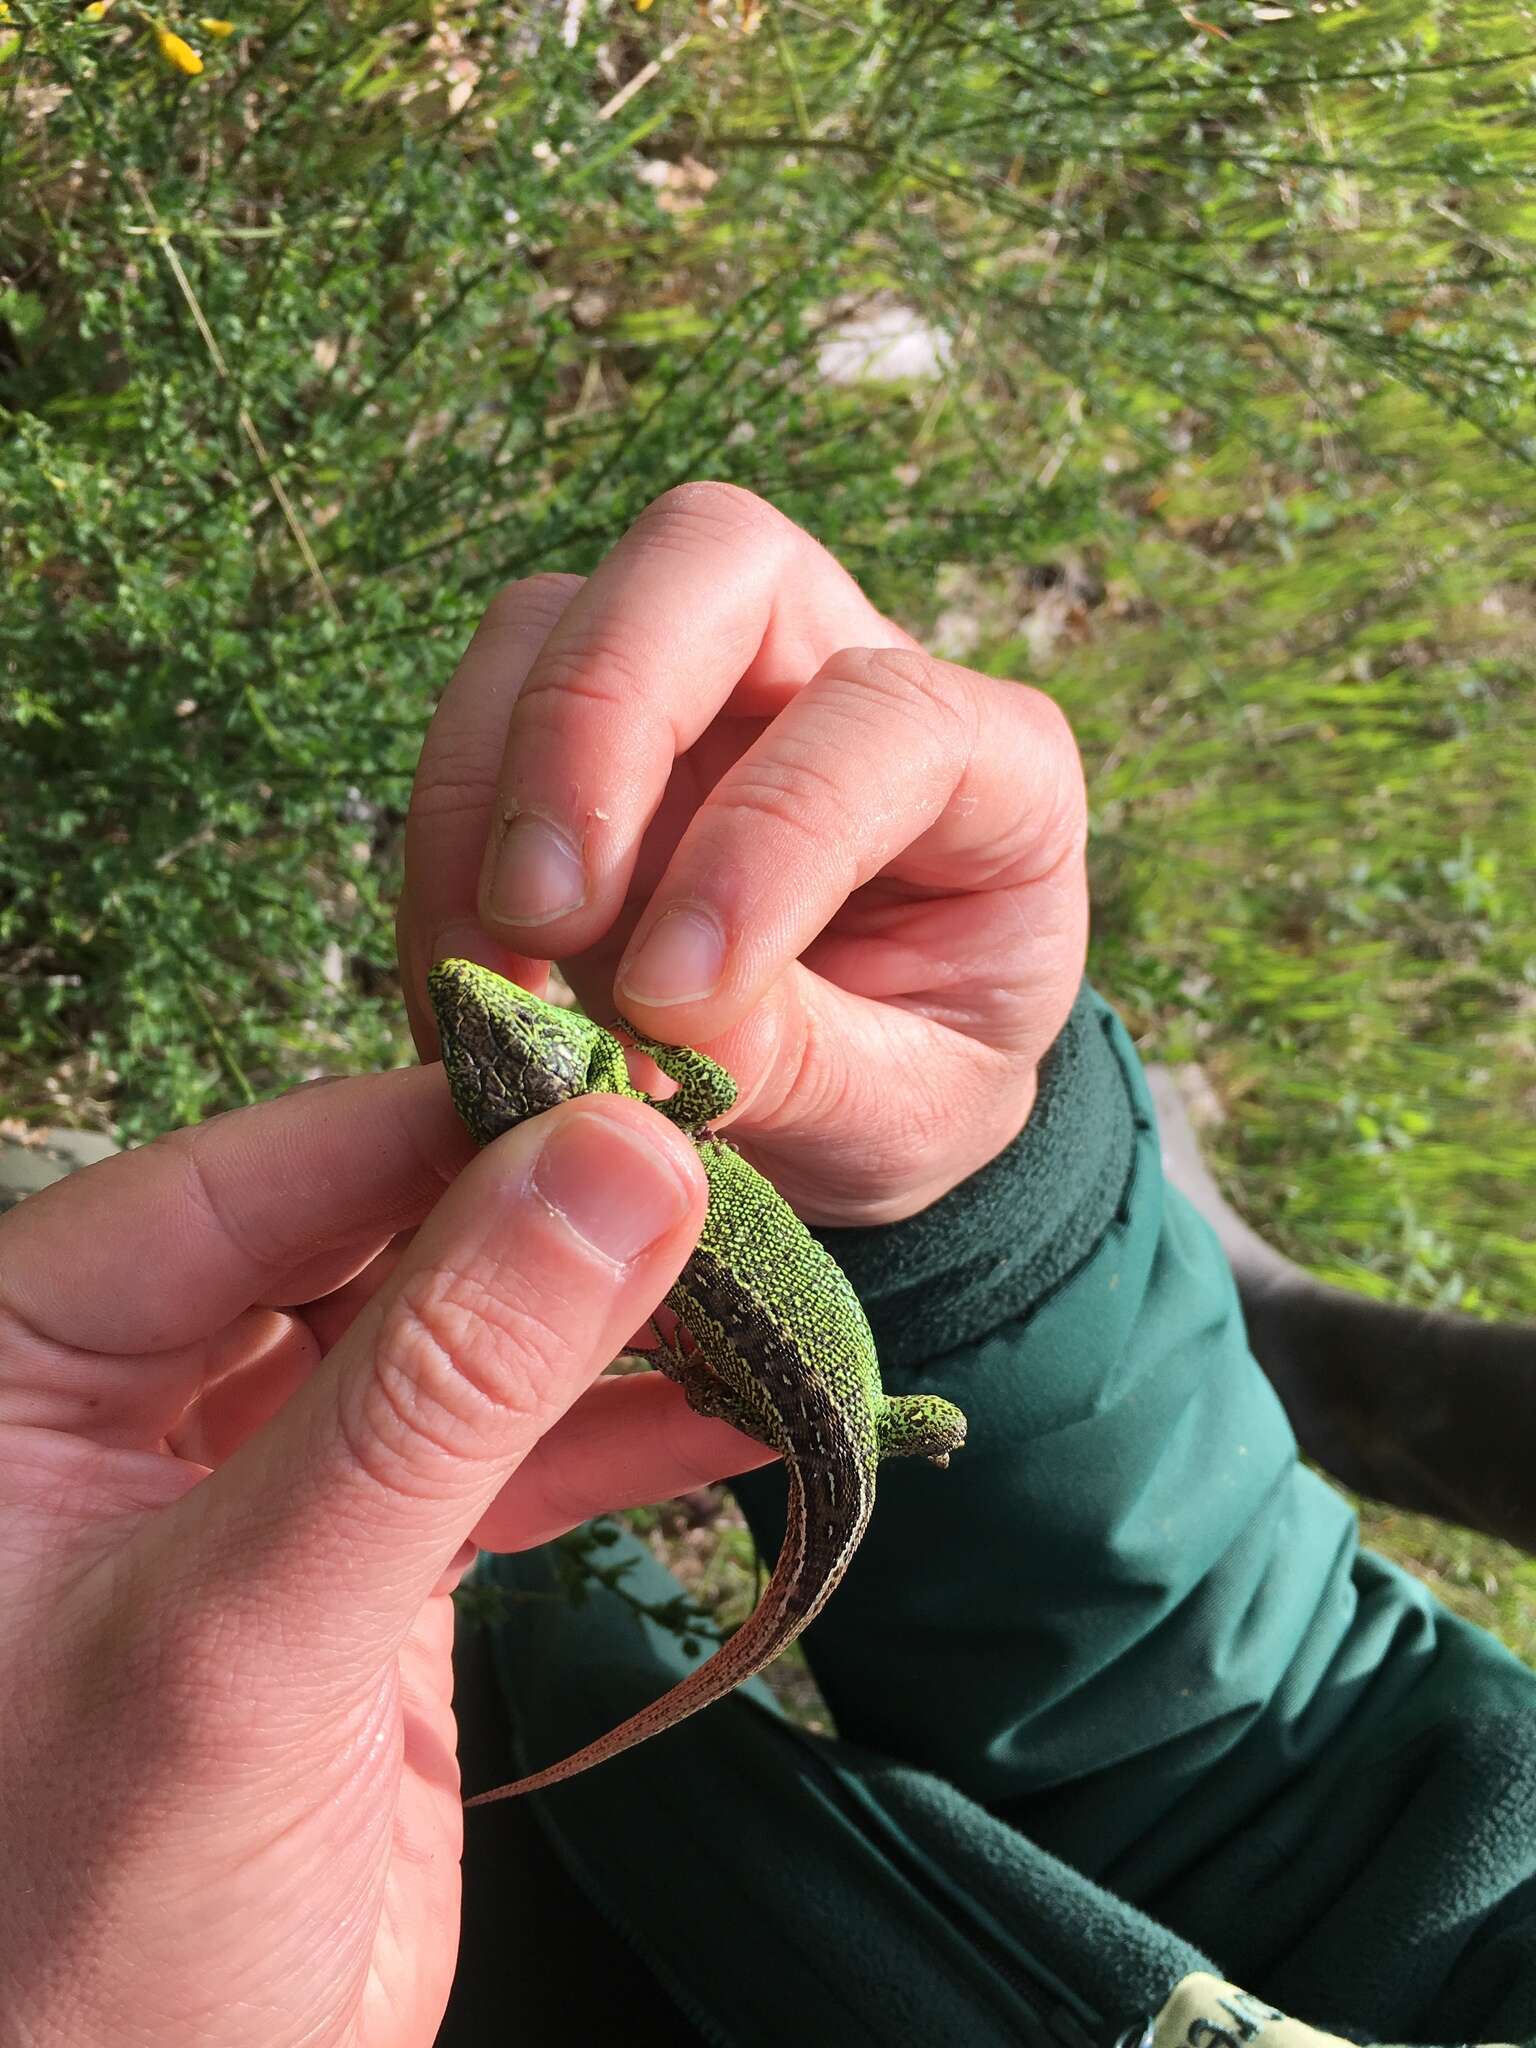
[{"xmin": 139, "ymin": 1094, "xmax": 705, "ymax": 1700}]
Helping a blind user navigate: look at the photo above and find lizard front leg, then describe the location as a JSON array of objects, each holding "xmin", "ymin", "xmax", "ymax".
[{"xmin": 614, "ymin": 1019, "xmax": 738, "ymax": 1133}]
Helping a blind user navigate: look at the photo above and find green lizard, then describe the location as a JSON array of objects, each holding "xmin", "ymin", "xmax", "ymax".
[{"xmin": 427, "ymin": 958, "xmax": 968, "ymax": 1805}]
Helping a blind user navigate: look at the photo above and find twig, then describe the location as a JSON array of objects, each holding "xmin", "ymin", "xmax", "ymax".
[{"xmin": 124, "ymin": 168, "xmax": 340, "ymax": 622}]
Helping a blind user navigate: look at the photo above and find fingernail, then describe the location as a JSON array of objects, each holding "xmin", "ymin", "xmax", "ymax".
[
  {"xmin": 532, "ymin": 1107, "xmax": 692, "ymax": 1263},
  {"xmin": 618, "ymin": 907, "xmax": 725, "ymax": 1007},
  {"xmin": 487, "ymin": 812, "xmax": 586, "ymax": 928}
]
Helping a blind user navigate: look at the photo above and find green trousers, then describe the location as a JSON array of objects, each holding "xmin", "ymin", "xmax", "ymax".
[{"xmin": 442, "ymin": 992, "xmax": 1536, "ymax": 2048}]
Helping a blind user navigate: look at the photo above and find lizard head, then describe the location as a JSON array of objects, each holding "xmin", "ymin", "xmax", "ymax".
[
  {"xmin": 428, "ymin": 958, "xmax": 616, "ymax": 1147},
  {"xmin": 875, "ymin": 1391, "xmax": 969, "ymax": 1470}
]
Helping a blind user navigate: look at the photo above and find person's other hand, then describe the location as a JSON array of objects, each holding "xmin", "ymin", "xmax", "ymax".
[
  {"xmin": 0, "ymin": 1073, "xmax": 770, "ymax": 2047},
  {"xmin": 398, "ymin": 483, "xmax": 1088, "ymax": 1226}
]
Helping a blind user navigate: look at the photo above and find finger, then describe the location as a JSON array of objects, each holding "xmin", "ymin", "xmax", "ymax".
[
  {"xmin": 298, "ymin": 1234, "xmax": 413, "ymax": 1352},
  {"xmin": 614, "ymin": 646, "xmax": 1088, "ymax": 1042},
  {"xmin": 144, "ymin": 1096, "xmax": 709, "ymax": 1696},
  {"xmin": 469, "ymin": 1371, "xmax": 777, "ymax": 1553},
  {"xmin": 167, "ymin": 1241, "xmax": 415, "ymax": 1466},
  {"xmin": 0, "ymin": 1066, "xmax": 469, "ymax": 1443},
  {"xmin": 165, "ymin": 1310, "xmax": 317, "ymax": 1467},
  {"xmin": 397, "ymin": 573, "xmax": 586, "ymax": 1054},
  {"xmin": 473, "ymin": 483, "xmax": 919, "ymax": 956}
]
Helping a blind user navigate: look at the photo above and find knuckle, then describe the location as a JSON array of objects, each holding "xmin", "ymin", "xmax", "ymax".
[
  {"xmin": 152, "ymin": 1125, "xmax": 273, "ymax": 1273},
  {"xmin": 833, "ymin": 645, "xmax": 973, "ymax": 745},
  {"xmin": 852, "ymin": 645, "xmax": 938, "ymax": 693},
  {"xmin": 652, "ymin": 478, "xmax": 777, "ymax": 524},
  {"xmin": 481, "ymin": 573, "xmax": 585, "ymax": 635},
  {"xmin": 524, "ymin": 629, "xmax": 652, "ymax": 717},
  {"xmin": 1011, "ymin": 682, "xmax": 1088, "ymax": 854},
  {"xmin": 638, "ymin": 480, "xmax": 786, "ymax": 554},
  {"xmin": 719, "ymin": 740, "xmax": 850, "ymax": 845},
  {"xmin": 711, "ymin": 769, "xmax": 841, "ymax": 851},
  {"xmin": 352, "ymin": 1272, "xmax": 561, "ymax": 1494},
  {"xmin": 405, "ymin": 767, "xmax": 497, "ymax": 826}
]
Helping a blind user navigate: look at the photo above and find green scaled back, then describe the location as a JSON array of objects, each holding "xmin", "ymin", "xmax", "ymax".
[{"xmin": 683, "ymin": 1141, "xmax": 967, "ymax": 1470}]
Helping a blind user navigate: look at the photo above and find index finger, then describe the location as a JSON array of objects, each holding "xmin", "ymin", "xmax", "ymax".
[
  {"xmin": 0, "ymin": 1066, "xmax": 469, "ymax": 1443},
  {"xmin": 398, "ymin": 484, "xmax": 915, "ymax": 1028}
]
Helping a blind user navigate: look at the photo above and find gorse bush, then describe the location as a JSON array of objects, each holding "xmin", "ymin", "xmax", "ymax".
[
  {"xmin": 0, "ymin": 2, "xmax": 1090, "ymax": 1131},
  {"xmin": 2, "ymin": 0, "xmax": 1532, "ymax": 1162}
]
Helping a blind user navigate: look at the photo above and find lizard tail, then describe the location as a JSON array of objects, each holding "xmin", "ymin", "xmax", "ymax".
[{"xmin": 463, "ymin": 1457, "xmax": 874, "ymax": 1807}]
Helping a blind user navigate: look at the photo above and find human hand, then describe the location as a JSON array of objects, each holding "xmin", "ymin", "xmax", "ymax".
[
  {"xmin": 0, "ymin": 1072, "xmax": 770, "ymax": 2047},
  {"xmin": 398, "ymin": 483, "xmax": 1089, "ymax": 1227}
]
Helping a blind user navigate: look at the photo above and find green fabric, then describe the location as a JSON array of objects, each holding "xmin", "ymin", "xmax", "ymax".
[
  {"xmin": 458, "ymin": 987, "xmax": 1536, "ymax": 2048},
  {"xmin": 469, "ymin": 1534, "xmax": 1210, "ymax": 2048},
  {"xmin": 444, "ymin": 1612, "xmax": 714, "ymax": 2048}
]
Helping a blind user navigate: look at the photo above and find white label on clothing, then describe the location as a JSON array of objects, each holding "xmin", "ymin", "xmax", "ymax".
[{"xmin": 1148, "ymin": 1971, "xmax": 1514, "ymax": 2048}]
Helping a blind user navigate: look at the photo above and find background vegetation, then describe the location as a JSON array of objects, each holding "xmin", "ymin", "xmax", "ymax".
[{"xmin": 3, "ymin": 0, "xmax": 1532, "ymax": 1659}]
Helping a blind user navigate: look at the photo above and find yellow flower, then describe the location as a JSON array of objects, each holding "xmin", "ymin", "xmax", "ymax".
[
  {"xmin": 0, "ymin": 4, "xmax": 12, "ymax": 20},
  {"xmin": 633, "ymin": 0, "xmax": 654, "ymax": 10},
  {"xmin": 84, "ymin": 1, "xmax": 114, "ymax": 17},
  {"xmin": 197, "ymin": 15, "xmax": 234, "ymax": 33},
  {"xmin": 155, "ymin": 24, "xmax": 203, "ymax": 72}
]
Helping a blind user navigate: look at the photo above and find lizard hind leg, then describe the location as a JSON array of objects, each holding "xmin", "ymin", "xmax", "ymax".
[{"xmin": 646, "ymin": 1314, "xmax": 778, "ymax": 1447}]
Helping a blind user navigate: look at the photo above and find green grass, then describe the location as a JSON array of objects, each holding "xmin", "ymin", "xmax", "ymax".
[
  {"xmin": 996, "ymin": 469, "xmax": 1533, "ymax": 1323},
  {"xmin": 1356, "ymin": 1502, "xmax": 1536, "ymax": 1665},
  {"xmin": 949, "ymin": 422, "xmax": 1534, "ymax": 1663},
  {"xmin": 3, "ymin": 3, "xmax": 1533, "ymax": 1662}
]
